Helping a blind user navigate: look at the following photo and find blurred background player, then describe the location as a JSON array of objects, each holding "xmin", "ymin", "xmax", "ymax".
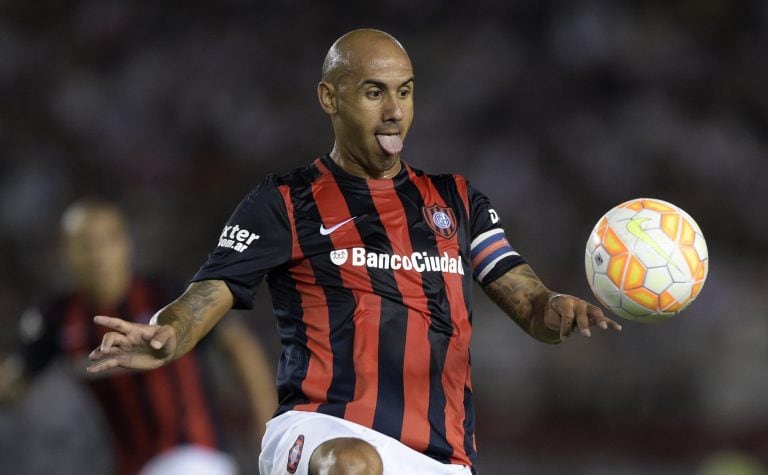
[{"xmin": 0, "ymin": 198, "xmax": 278, "ymax": 475}]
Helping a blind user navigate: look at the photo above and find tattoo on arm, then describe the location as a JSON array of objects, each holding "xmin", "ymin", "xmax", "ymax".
[
  {"xmin": 482, "ymin": 265, "xmax": 561, "ymax": 344},
  {"xmin": 156, "ymin": 280, "xmax": 232, "ymax": 358}
]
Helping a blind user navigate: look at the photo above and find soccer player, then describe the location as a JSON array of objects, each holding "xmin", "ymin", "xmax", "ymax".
[
  {"xmin": 0, "ymin": 199, "xmax": 277, "ymax": 475},
  {"xmin": 86, "ymin": 29, "xmax": 622, "ymax": 475}
]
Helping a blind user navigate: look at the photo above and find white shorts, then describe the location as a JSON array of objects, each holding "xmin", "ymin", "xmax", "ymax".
[
  {"xmin": 259, "ymin": 411, "xmax": 472, "ymax": 475},
  {"xmin": 139, "ymin": 445, "xmax": 238, "ymax": 475}
]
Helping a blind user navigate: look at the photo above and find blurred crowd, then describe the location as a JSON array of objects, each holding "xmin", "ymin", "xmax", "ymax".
[{"xmin": 1, "ymin": 0, "xmax": 767, "ymax": 473}]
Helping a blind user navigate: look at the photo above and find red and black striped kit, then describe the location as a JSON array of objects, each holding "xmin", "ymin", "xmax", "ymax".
[{"xmin": 194, "ymin": 156, "xmax": 525, "ymax": 468}]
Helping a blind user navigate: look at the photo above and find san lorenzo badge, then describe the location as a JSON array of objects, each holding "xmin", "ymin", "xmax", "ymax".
[
  {"xmin": 422, "ymin": 204, "xmax": 457, "ymax": 239},
  {"xmin": 286, "ymin": 434, "xmax": 305, "ymax": 473}
]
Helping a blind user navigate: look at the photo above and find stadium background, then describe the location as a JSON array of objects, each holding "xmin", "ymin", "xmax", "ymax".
[{"xmin": 1, "ymin": 0, "xmax": 767, "ymax": 473}]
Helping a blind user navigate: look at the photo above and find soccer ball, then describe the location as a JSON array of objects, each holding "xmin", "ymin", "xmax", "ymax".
[{"xmin": 584, "ymin": 198, "xmax": 709, "ymax": 322}]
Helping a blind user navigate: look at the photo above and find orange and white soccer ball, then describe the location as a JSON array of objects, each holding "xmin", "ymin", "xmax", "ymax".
[{"xmin": 584, "ymin": 198, "xmax": 709, "ymax": 322}]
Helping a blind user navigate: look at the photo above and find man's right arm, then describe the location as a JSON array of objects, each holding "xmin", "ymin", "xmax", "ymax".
[
  {"xmin": 87, "ymin": 280, "xmax": 233, "ymax": 374},
  {"xmin": 153, "ymin": 280, "xmax": 234, "ymax": 360}
]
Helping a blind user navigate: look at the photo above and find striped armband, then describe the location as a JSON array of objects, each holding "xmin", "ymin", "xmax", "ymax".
[{"xmin": 471, "ymin": 228, "xmax": 519, "ymax": 283}]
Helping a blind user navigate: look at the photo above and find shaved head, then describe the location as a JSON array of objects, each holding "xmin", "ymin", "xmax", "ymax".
[
  {"xmin": 318, "ymin": 29, "xmax": 414, "ymax": 179},
  {"xmin": 322, "ymin": 29, "xmax": 411, "ymax": 87}
]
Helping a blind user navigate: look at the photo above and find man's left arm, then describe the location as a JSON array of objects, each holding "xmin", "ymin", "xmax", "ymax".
[{"xmin": 482, "ymin": 263, "xmax": 622, "ymax": 344}]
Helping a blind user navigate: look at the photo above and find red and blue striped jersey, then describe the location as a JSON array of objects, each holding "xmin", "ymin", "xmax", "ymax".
[{"xmin": 193, "ymin": 156, "xmax": 525, "ymax": 468}]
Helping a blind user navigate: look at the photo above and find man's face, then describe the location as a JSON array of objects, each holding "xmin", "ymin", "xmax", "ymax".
[
  {"xmin": 64, "ymin": 210, "xmax": 132, "ymax": 293},
  {"xmin": 331, "ymin": 45, "xmax": 414, "ymax": 175}
]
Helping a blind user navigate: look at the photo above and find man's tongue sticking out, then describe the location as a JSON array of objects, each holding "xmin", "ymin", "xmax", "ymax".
[{"xmin": 375, "ymin": 134, "xmax": 403, "ymax": 155}]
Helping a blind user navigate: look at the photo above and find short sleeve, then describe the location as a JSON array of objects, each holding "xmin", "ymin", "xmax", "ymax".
[
  {"xmin": 191, "ymin": 175, "xmax": 292, "ymax": 309},
  {"xmin": 467, "ymin": 182, "xmax": 526, "ymax": 285}
]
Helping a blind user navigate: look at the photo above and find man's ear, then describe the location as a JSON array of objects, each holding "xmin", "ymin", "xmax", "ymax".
[{"xmin": 317, "ymin": 81, "xmax": 338, "ymax": 114}]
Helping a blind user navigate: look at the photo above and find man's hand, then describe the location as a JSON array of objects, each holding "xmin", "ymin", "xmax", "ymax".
[
  {"xmin": 87, "ymin": 316, "xmax": 178, "ymax": 374},
  {"xmin": 88, "ymin": 280, "xmax": 234, "ymax": 374},
  {"xmin": 483, "ymin": 264, "xmax": 622, "ymax": 343},
  {"xmin": 544, "ymin": 293, "xmax": 622, "ymax": 340}
]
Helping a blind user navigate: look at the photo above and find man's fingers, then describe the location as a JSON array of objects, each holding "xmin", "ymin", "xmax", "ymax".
[
  {"xmin": 98, "ymin": 331, "xmax": 127, "ymax": 354},
  {"xmin": 546, "ymin": 296, "xmax": 575, "ymax": 340},
  {"xmin": 573, "ymin": 300, "xmax": 592, "ymax": 338},
  {"xmin": 93, "ymin": 315, "xmax": 132, "ymax": 333},
  {"xmin": 586, "ymin": 304, "xmax": 623, "ymax": 332},
  {"xmin": 87, "ymin": 316, "xmax": 176, "ymax": 376},
  {"xmin": 588, "ymin": 305, "xmax": 607, "ymax": 330},
  {"xmin": 88, "ymin": 347, "xmax": 103, "ymax": 361},
  {"xmin": 89, "ymin": 343, "xmax": 126, "ymax": 360},
  {"xmin": 94, "ymin": 315, "xmax": 165, "ymax": 346},
  {"xmin": 86, "ymin": 357, "xmax": 121, "ymax": 374},
  {"xmin": 550, "ymin": 295, "xmax": 624, "ymax": 339},
  {"xmin": 553, "ymin": 299, "xmax": 576, "ymax": 340},
  {"xmin": 148, "ymin": 326, "xmax": 174, "ymax": 350}
]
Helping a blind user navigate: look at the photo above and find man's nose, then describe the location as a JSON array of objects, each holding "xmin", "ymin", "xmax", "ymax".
[{"xmin": 382, "ymin": 92, "xmax": 404, "ymax": 121}]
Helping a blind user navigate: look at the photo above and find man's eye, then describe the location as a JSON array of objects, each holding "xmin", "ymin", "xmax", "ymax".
[
  {"xmin": 367, "ymin": 90, "xmax": 383, "ymax": 99},
  {"xmin": 398, "ymin": 89, "xmax": 411, "ymax": 98}
]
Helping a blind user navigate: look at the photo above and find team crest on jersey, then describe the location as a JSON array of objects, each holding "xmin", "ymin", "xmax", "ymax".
[
  {"xmin": 286, "ymin": 434, "xmax": 305, "ymax": 473},
  {"xmin": 422, "ymin": 204, "xmax": 457, "ymax": 239}
]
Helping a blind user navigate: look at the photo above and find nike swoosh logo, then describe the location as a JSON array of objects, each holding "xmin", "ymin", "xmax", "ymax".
[
  {"xmin": 626, "ymin": 217, "xmax": 674, "ymax": 264},
  {"xmin": 320, "ymin": 216, "xmax": 357, "ymax": 236}
]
